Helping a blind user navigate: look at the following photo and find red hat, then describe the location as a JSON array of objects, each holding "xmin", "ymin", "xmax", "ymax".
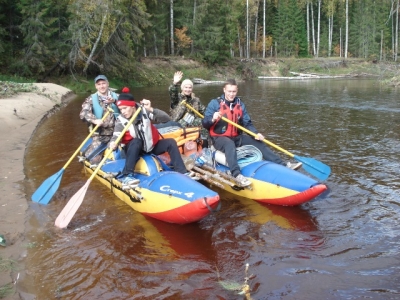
[{"xmin": 116, "ymin": 87, "xmax": 136, "ymax": 106}]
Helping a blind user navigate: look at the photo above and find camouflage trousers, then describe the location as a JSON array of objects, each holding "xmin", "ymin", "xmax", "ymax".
[{"xmin": 83, "ymin": 135, "xmax": 111, "ymax": 164}]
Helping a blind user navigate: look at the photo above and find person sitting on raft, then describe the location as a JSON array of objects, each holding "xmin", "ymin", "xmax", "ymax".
[
  {"xmin": 109, "ymin": 88, "xmax": 192, "ymax": 187},
  {"xmin": 168, "ymin": 71, "xmax": 209, "ymax": 148},
  {"xmin": 79, "ymin": 75, "xmax": 120, "ymax": 164},
  {"xmin": 202, "ymin": 79, "xmax": 302, "ymax": 188}
]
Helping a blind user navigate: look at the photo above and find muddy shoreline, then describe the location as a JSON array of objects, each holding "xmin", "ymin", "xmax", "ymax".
[{"xmin": 0, "ymin": 83, "xmax": 75, "ymax": 299}]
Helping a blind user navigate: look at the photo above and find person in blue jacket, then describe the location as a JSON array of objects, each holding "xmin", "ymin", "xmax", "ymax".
[
  {"xmin": 202, "ymin": 79, "xmax": 301, "ymax": 187},
  {"xmin": 79, "ymin": 75, "xmax": 120, "ymax": 164}
]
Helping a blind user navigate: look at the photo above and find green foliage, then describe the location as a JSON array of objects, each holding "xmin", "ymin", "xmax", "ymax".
[
  {"xmin": 0, "ymin": 256, "xmax": 17, "ymax": 272},
  {"xmin": 53, "ymin": 75, "xmax": 128, "ymax": 93},
  {"xmin": 0, "ymin": 283, "xmax": 15, "ymax": 299},
  {"xmin": 348, "ymin": 0, "xmax": 391, "ymax": 59},
  {"xmin": 17, "ymin": 0, "xmax": 70, "ymax": 76},
  {"xmin": 0, "ymin": 74, "xmax": 33, "ymax": 83},
  {"xmin": 0, "ymin": 0, "xmax": 398, "ymax": 81},
  {"xmin": 191, "ymin": 0, "xmax": 235, "ymax": 65},
  {"xmin": 0, "ymin": 0, "xmax": 23, "ymax": 69},
  {"xmin": 273, "ymin": 0, "xmax": 307, "ymax": 57},
  {"xmin": 145, "ymin": 0, "xmax": 170, "ymax": 56}
]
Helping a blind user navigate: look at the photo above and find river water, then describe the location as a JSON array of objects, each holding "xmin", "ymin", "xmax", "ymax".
[{"xmin": 20, "ymin": 79, "xmax": 400, "ymax": 299}]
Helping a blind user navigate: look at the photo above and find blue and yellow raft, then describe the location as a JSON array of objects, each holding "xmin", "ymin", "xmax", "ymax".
[
  {"xmin": 160, "ymin": 126, "xmax": 328, "ymax": 206},
  {"xmin": 204, "ymin": 160, "xmax": 327, "ymax": 206},
  {"xmin": 83, "ymin": 153, "xmax": 220, "ymax": 224}
]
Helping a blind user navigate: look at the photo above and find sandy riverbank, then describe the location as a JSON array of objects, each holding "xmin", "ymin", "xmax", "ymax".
[{"xmin": 0, "ymin": 83, "xmax": 75, "ymax": 299}]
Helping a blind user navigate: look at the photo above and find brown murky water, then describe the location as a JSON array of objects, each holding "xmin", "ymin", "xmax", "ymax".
[{"xmin": 20, "ymin": 79, "xmax": 400, "ymax": 299}]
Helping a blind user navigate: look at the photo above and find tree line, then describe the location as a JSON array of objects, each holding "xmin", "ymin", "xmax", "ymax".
[{"xmin": 0, "ymin": 0, "xmax": 399, "ymax": 79}]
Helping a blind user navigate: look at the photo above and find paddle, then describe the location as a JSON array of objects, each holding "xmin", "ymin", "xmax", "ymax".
[
  {"xmin": 31, "ymin": 107, "xmax": 114, "ymax": 205},
  {"xmin": 181, "ymin": 101, "xmax": 331, "ymax": 181},
  {"xmin": 54, "ymin": 106, "xmax": 142, "ymax": 229}
]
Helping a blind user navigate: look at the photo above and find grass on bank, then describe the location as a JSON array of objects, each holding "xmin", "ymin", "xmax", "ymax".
[
  {"xmin": 0, "ymin": 283, "xmax": 14, "ymax": 299},
  {"xmin": 0, "ymin": 81, "xmax": 41, "ymax": 99},
  {"xmin": 0, "ymin": 257, "xmax": 17, "ymax": 273},
  {"xmin": 0, "ymin": 256, "xmax": 17, "ymax": 299}
]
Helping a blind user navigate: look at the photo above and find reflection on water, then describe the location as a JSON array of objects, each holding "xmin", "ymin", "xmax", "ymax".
[{"xmin": 21, "ymin": 80, "xmax": 400, "ymax": 299}]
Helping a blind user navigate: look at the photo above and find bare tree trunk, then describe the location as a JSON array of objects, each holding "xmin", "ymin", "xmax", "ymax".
[
  {"xmin": 170, "ymin": 0, "xmax": 174, "ymax": 55},
  {"xmin": 311, "ymin": 1, "xmax": 316, "ymax": 56},
  {"xmin": 83, "ymin": 12, "xmax": 107, "ymax": 74},
  {"xmin": 154, "ymin": 32, "xmax": 158, "ymax": 56},
  {"xmin": 143, "ymin": 36, "xmax": 147, "ymax": 57},
  {"xmin": 246, "ymin": 0, "xmax": 250, "ymax": 58},
  {"xmin": 340, "ymin": 27, "xmax": 342, "ymax": 58},
  {"xmin": 328, "ymin": 16, "xmax": 331, "ymax": 57},
  {"xmin": 263, "ymin": 0, "xmax": 266, "ymax": 58},
  {"xmin": 345, "ymin": 0, "xmax": 348, "ymax": 59},
  {"xmin": 316, "ymin": 0, "xmax": 321, "ymax": 57},
  {"xmin": 396, "ymin": 0, "xmax": 399, "ymax": 61},
  {"xmin": 307, "ymin": 1, "xmax": 310, "ymax": 55},
  {"xmin": 380, "ymin": 30, "xmax": 383, "ymax": 61},
  {"xmin": 254, "ymin": 13, "xmax": 258, "ymax": 57},
  {"xmin": 328, "ymin": 15, "xmax": 333, "ymax": 57},
  {"xmin": 392, "ymin": 1, "xmax": 395, "ymax": 60},
  {"xmin": 238, "ymin": 30, "xmax": 242, "ymax": 58},
  {"xmin": 191, "ymin": 0, "xmax": 196, "ymax": 54}
]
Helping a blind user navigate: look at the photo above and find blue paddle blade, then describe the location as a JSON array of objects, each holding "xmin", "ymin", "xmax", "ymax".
[
  {"xmin": 294, "ymin": 155, "xmax": 331, "ymax": 181},
  {"xmin": 31, "ymin": 169, "xmax": 65, "ymax": 205}
]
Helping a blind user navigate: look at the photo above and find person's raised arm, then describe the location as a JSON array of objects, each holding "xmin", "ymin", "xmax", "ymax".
[
  {"xmin": 173, "ymin": 71, "xmax": 183, "ymax": 84},
  {"xmin": 140, "ymin": 99, "xmax": 153, "ymax": 112},
  {"xmin": 169, "ymin": 71, "xmax": 183, "ymax": 109}
]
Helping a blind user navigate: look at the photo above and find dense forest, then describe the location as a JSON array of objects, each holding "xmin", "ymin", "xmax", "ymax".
[{"xmin": 0, "ymin": 0, "xmax": 399, "ymax": 80}]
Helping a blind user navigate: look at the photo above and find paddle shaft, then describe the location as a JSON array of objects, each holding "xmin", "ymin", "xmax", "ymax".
[
  {"xmin": 181, "ymin": 100, "xmax": 295, "ymax": 158},
  {"xmin": 62, "ymin": 107, "xmax": 114, "ymax": 169},
  {"xmin": 87, "ymin": 106, "xmax": 143, "ymax": 182},
  {"xmin": 55, "ymin": 107, "xmax": 142, "ymax": 228}
]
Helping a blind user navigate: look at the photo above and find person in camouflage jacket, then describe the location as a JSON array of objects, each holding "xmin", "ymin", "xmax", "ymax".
[
  {"xmin": 169, "ymin": 71, "xmax": 209, "ymax": 148},
  {"xmin": 79, "ymin": 75, "xmax": 119, "ymax": 164}
]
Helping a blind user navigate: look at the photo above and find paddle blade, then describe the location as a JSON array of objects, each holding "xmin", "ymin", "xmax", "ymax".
[
  {"xmin": 54, "ymin": 180, "xmax": 90, "ymax": 229},
  {"xmin": 294, "ymin": 155, "xmax": 331, "ymax": 181},
  {"xmin": 31, "ymin": 169, "xmax": 65, "ymax": 204}
]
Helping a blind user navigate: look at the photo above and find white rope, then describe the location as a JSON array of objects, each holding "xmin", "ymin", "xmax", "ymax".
[
  {"xmin": 235, "ymin": 145, "xmax": 263, "ymax": 168},
  {"xmin": 201, "ymin": 145, "xmax": 262, "ymax": 169}
]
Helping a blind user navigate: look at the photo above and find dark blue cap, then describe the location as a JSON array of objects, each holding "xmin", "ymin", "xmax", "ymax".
[{"xmin": 94, "ymin": 75, "xmax": 108, "ymax": 83}]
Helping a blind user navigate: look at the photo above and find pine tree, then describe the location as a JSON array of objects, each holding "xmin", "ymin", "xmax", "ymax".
[
  {"xmin": 17, "ymin": 0, "xmax": 68, "ymax": 75},
  {"xmin": 144, "ymin": 0, "xmax": 170, "ymax": 56},
  {"xmin": 274, "ymin": 0, "xmax": 307, "ymax": 57},
  {"xmin": 349, "ymin": 0, "xmax": 391, "ymax": 59},
  {"xmin": 191, "ymin": 0, "xmax": 236, "ymax": 64},
  {"xmin": 0, "ymin": 0, "xmax": 23, "ymax": 69}
]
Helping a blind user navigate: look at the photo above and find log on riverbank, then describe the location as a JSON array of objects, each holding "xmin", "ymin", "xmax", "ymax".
[
  {"xmin": 192, "ymin": 78, "xmax": 226, "ymax": 84},
  {"xmin": 258, "ymin": 72, "xmax": 377, "ymax": 80}
]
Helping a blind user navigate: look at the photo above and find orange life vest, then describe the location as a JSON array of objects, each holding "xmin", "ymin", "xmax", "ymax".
[
  {"xmin": 210, "ymin": 99, "xmax": 243, "ymax": 137},
  {"xmin": 159, "ymin": 126, "xmax": 201, "ymax": 154}
]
